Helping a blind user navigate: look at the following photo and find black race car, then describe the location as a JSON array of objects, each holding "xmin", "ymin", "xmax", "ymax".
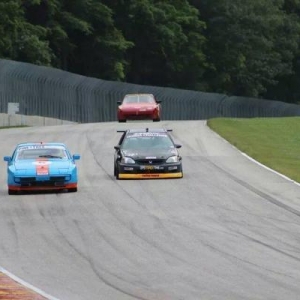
[{"xmin": 114, "ymin": 128, "xmax": 183, "ymax": 179}]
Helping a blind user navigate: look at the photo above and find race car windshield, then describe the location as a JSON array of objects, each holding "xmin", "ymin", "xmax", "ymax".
[
  {"xmin": 122, "ymin": 135, "xmax": 174, "ymax": 149},
  {"xmin": 16, "ymin": 148, "xmax": 67, "ymax": 160},
  {"xmin": 123, "ymin": 95, "xmax": 155, "ymax": 104}
]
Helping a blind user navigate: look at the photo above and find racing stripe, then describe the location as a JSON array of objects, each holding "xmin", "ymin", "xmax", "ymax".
[{"xmin": 35, "ymin": 159, "xmax": 49, "ymax": 175}]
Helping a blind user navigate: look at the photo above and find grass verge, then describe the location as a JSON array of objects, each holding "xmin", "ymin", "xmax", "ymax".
[
  {"xmin": 0, "ymin": 126, "xmax": 28, "ymax": 129},
  {"xmin": 207, "ymin": 117, "xmax": 300, "ymax": 183}
]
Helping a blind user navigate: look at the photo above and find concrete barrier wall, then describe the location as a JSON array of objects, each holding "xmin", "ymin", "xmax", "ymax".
[
  {"xmin": 1, "ymin": 59, "xmax": 300, "ymax": 122},
  {"xmin": 0, "ymin": 113, "xmax": 77, "ymax": 127}
]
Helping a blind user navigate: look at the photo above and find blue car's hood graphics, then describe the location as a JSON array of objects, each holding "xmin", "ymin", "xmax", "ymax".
[
  {"xmin": 11, "ymin": 159, "xmax": 73, "ymax": 175},
  {"xmin": 121, "ymin": 148, "xmax": 178, "ymax": 160}
]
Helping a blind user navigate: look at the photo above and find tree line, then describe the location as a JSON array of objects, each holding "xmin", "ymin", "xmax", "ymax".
[{"xmin": 1, "ymin": 0, "xmax": 300, "ymax": 103}]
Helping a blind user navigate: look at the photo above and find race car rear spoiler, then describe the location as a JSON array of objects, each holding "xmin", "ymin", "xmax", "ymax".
[{"xmin": 117, "ymin": 128, "xmax": 173, "ymax": 133}]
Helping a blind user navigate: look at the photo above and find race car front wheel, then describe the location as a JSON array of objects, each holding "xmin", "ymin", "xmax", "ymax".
[
  {"xmin": 115, "ymin": 165, "xmax": 120, "ymax": 180},
  {"xmin": 8, "ymin": 189, "xmax": 18, "ymax": 195}
]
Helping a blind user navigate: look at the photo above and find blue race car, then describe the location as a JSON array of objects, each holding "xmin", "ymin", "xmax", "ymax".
[{"xmin": 3, "ymin": 142, "xmax": 80, "ymax": 195}]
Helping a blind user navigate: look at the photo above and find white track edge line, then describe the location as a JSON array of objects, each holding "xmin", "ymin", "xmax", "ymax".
[
  {"xmin": 0, "ymin": 266, "xmax": 60, "ymax": 300},
  {"xmin": 206, "ymin": 121, "xmax": 300, "ymax": 187},
  {"xmin": 240, "ymin": 151, "xmax": 300, "ymax": 187}
]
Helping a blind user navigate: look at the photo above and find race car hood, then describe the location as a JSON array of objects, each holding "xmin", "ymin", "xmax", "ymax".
[
  {"xmin": 121, "ymin": 148, "xmax": 178, "ymax": 159},
  {"xmin": 12, "ymin": 159, "xmax": 73, "ymax": 172}
]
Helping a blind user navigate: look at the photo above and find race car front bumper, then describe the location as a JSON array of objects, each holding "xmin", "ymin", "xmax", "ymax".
[
  {"xmin": 8, "ymin": 182, "xmax": 78, "ymax": 191},
  {"xmin": 117, "ymin": 162, "xmax": 183, "ymax": 179},
  {"xmin": 119, "ymin": 172, "xmax": 183, "ymax": 179}
]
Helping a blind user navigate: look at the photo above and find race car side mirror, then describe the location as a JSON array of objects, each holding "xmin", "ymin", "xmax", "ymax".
[
  {"xmin": 156, "ymin": 100, "xmax": 162, "ymax": 104},
  {"xmin": 175, "ymin": 144, "xmax": 182, "ymax": 149},
  {"xmin": 117, "ymin": 101, "xmax": 122, "ymax": 105},
  {"xmin": 73, "ymin": 154, "xmax": 80, "ymax": 160},
  {"xmin": 114, "ymin": 146, "xmax": 120, "ymax": 150},
  {"xmin": 3, "ymin": 156, "xmax": 11, "ymax": 162}
]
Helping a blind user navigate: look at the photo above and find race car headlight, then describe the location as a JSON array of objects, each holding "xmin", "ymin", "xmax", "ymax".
[
  {"xmin": 121, "ymin": 157, "xmax": 135, "ymax": 164},
  {"xmin": 59, "ymin": 168, "xmax": 69, "ymax": 174},
  {"xmin": 166, "ymin": 156, "xmax": 179, "ymax": 163},
  {"xmin": 14, "ymin": 169, "xmax": 27, "ymax": 175}
]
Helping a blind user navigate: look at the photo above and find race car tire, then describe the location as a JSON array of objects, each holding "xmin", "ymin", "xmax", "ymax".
[
  {"xmin": 115, "ymin": 166, "xmax": 120, "ymax": 180},
  {"xmin": 8, "ymin": 189, "xmax": 17, "ymax": 195},
  {"xmin": 153, "ymin": 117, "xmax": 160, "ymax": 122},
  {"xmin": 118, "ymin": 119, "xmax": 126, "ymax": 123},
  {"xmin": 114, "ymin": 163, "xmax": 118, "ymax": 177},
  {"xmin": 180, "ymin": 168, "xmax": 184, "ymax": 178},
  {"xmin": 180, "ymin": 166, "xmax": 184, "ymax": 178},
  {"xmin": 68, "ymin": 188, "xmax": 77, "ymax": 193}
]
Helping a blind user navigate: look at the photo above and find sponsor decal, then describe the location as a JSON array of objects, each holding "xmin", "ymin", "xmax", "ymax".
[
  {"xmin": 141, "ymin": 174, "xmax": 159, "ymax": 178},
  {"xmin": 140, "ymin": 166, "xmax": 162, "ymax": 170},
  {"xmin": 34, "ymin": 160, "xmax": 50, "ymax": 175},
  {"xmin": 145, "ymin": 166, "xmax": 154, "ymax": 170},
  {"xmin": 18, "ymin": 145, "xmax": 65, "ymax": 150},
  {"xmin": 32, "ymin": 161, "xmax": 51, "ymax": 166},
  {"xmin": 128, "ymin": 133, "xmax": 168, "ymax": 138},
  {"xmin": 18, "ymin": 145, "xmax": 46, "ymax": 150}
]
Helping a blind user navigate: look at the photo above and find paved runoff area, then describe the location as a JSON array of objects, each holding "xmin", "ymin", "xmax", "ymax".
[{"xmin": 0, "ymin": 121, "xmax": 300, "ymax": 300}]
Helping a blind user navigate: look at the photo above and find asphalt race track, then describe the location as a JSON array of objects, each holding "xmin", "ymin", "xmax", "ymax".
[{"xmin": 0, "ymin": 120, "xmax": 300, "ymax": 300}]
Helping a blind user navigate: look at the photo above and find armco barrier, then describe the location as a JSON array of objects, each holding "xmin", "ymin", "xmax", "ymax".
[{"xmin": 0, "ymin": 59, "xmax": 300, "ymax": 123}]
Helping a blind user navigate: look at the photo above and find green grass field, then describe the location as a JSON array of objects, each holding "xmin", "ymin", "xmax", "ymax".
[
  {"xmin": 0, "ymin": 126, "xmax": 28, "ymax": 129},
  {"xmin": 207, "ymin": 117, "xmax": 300, "ymax": 183}
]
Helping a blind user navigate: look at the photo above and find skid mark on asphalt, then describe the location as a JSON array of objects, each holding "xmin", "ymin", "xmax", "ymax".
[{"xmin": 203, "ymin": 156, "xmax": 300, "ymax": 218}]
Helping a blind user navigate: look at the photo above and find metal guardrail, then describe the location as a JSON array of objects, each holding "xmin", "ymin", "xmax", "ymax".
[{"xmin": 1, "ymin": 59, "xmax": 300, "ymax": 123}]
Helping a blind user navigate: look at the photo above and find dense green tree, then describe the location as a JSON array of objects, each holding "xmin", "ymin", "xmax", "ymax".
[
  {"xmin": 23, "ymin": 0, "xmax": 74, "ymax": 70},
  {"xmin": 61, "ymin": 0, "xmax": 132, "ymax": 80},
  {"xmin": 24, "ymin": 0, "xmax": 132, "ymax": 80},
  {"xmin": 190, "ymin": 0, "xmax": 300, "ymax": 98},
  {"xmin": 0, "ymin": 0, "xmax": 52, "ymax": 65},
  {"xmin": 264, "ymin": 0, "xmax": 300, "ymax": 103},
  {"xmin": 1, "ymin": 0, "xmax": 300, "ymax": 103},
  {"xmin": 105, "ymin": 0, "xmax": 207, "ymax": 89}
]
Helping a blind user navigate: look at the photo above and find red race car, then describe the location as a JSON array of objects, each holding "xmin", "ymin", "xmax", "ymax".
[{"xmin": 117, "ymin": 94, "xmax": 162, "ymax": 122}]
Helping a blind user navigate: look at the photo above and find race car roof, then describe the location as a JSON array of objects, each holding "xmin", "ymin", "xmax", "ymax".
[
  {"xmin": 124, "ymin": 93, "xmax": 154, "ymax": 97},
  {"xmin": 117, "ymin": 128, "xmax": 172, "ymax": 134}
]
